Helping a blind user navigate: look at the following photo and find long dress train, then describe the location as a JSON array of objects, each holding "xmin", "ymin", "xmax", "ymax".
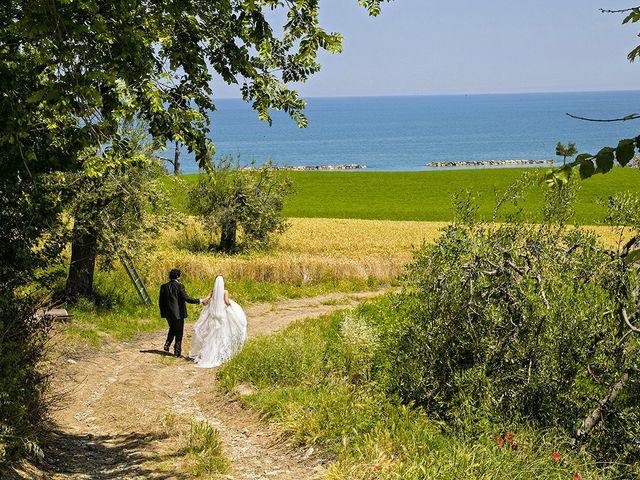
[{"xmin": 189, "ymin": 276, "xmax": 247, "ymax": 368}]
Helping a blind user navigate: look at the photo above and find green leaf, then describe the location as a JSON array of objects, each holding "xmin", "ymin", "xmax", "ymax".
[
  {"xmin": 542, "ymin": 166, "xmax": 571, "ymax": 187},
  {"xmin": 26, "ymin": 90, "xmax": 45, "ymax": 104},
  {"xmin": 574, "ymin": 153, "xmax": 593, "ymax": 163},
  {"xmin": 615, "ymin": 139, "xmax": 636, "ymax": 167},
  {"xmin": 597, "ymin": 146, "xmax": 615, "ymax": 156},
  {"xmin": 595, "ymin": 152, "xmax": 614, "ymax": 174},
  {"xmin": 578, "ymin": 159, "xmax": 595, "ymax": 179}
]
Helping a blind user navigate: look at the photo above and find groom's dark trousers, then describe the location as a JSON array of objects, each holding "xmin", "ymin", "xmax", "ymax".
[{"xmin": 159, "ymin": 279, "xmax": 200, "ymax": 356}]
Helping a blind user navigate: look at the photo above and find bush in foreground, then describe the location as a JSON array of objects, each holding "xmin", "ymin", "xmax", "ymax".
[
  {"xmin": 218, "ymin": 312, "xmax": 611, "ymax": 479},
  {"xmin": 385, "ymin": 219, "xmax": 639, "ymax": 472}
]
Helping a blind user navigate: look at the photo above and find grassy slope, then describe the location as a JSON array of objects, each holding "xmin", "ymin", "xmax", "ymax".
[
  {"xmin": 218, "ymin": 306, "xmax": 609, "ymax": 480},
  {"xmin": 163, "ymin": 168, "xmax": 640, "ymax": 223}
]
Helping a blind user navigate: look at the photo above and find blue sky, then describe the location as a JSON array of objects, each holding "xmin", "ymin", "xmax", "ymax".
[{"xmin": 212, "ymin": 0, "xmax": 640, "ymax": 98}]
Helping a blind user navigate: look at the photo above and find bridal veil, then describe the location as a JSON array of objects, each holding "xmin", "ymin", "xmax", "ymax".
[{"xmin": 189, "ymin": 276, "xmax": 247, "ymax": 368}]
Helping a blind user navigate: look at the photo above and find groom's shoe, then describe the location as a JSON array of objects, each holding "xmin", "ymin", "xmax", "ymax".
[
  {"xmin": 174, "ymin": 350, "xmax": 182, "ymax": 358},
  {"xmin": 163, "ymin": 342, "xmax": 170, "ymax": 353}
]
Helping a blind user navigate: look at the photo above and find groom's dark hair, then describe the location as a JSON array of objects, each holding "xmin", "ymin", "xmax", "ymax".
[{"xmin": 169, "ymin": 268, "xmax": 181, "ymax": 280}]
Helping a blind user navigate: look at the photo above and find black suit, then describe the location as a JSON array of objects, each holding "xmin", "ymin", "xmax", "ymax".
[{"xmin": 159, "ymin": 279, "xmax": 200, "ymax": 355}]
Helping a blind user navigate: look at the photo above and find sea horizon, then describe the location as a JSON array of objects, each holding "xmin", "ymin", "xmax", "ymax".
[
  {"xmin": 164, "ymin": 90, "xmax": 640, "ymax": 174},
  {"xmin": 213, "ymin": 88, "xmax": 640, "ymax": 100}
]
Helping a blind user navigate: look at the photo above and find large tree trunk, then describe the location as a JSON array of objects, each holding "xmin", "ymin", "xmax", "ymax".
[
  {"xmin": 219, "ymin": 219, "xmax": 237, "ymax": 253},
  {"xmin": 65, "ymin": 226, "xmax": 98, "ymax": 300}
]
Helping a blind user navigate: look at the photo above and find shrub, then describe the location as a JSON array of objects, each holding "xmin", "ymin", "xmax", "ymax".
[
  {"xmin": 0, "ymin": 301, "xmax": 49, "ymax": 468},
  {"xmin": 365, "ymin": 218, "xmax": 640, "ymax": 473}
]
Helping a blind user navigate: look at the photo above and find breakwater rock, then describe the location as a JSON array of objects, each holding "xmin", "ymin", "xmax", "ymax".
[
  {"xmin": 275, "ymin": 164, "xmax": 367, "ymax": 171},
  {"xmin": 427, "ymin": 159, "xmax": 553, "ymax": 168}
]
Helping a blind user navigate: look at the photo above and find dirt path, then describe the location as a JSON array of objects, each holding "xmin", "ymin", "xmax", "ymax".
[{"xmin": 25, "ymin": 290, "xmax": 387, "ymax": 479}]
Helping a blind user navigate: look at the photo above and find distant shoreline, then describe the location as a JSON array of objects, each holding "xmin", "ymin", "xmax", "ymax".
[
  {"xmin": 273, "ymin": 164, "xmax": 367, "ymax": 171},
  {"xmin": 427, "ymin": 159, "xmax": 554, "ymax": 168}
]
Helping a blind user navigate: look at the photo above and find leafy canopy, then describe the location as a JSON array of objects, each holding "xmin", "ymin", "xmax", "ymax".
[
  {"xmin": 1, "ymin": 0, "xmax": 390, "ymax": 177},
  {"xmin": 555, "ymin": 141, "xmax": 577, "ymax": 165},
  {"xmin": 0, "ymin": 1, "xmax": 390, "ymax": 464}
]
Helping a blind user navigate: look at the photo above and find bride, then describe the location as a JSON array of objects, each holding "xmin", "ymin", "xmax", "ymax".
[{"xmin": 189, "ymin": 275, "xmax": 247, "ymax": 368}]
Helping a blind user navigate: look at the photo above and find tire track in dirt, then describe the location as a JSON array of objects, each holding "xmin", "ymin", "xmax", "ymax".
[{"xmin": 27, "ymin": 289, "xmax": 388, "ymax": 479}]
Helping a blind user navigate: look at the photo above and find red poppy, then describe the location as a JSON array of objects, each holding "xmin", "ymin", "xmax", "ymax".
[
  {"xmin": 496, "ymin": 437, "xmax": 504, "ymax": 446},
  {"xmin": 573, "ymin": 473, "xmax": 582, "ymax": 480},
  {"xmin": 511, "ymin": 442, "xmax": 519, "ymax": 451},
  {"xmin": 505, "ymin": 432, "xmax": 514, "ymax": 442},
  {"xmin": 373, "ymin": 465, "xmax": 382, "ymax": 471},
  {"xmin": 551, "ymin": 452, "xmax": 561, "ymax": 462}
]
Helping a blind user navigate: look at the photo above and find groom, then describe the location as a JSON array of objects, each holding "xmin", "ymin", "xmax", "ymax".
[{"xmin": 159, "ymin": 269, "xmax": 209, "ymax": 357}]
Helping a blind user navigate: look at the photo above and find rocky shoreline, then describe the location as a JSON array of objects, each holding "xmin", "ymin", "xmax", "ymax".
[
  {"xmin": 427, "ymin": 159, "xmax": 553, "ymax": 168},
  {"xmin": 274, "ymin": 163, "xmax": 367, "ymax": 171}
]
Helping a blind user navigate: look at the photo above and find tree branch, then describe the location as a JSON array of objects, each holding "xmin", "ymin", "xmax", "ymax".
[
  {"xmin": 621, "ymin": 306, "xmax": 640, "ymax": 333},
  {"xmin": 600, "ymin": 7, "xmax": 640, "ymax": 14},
  {"xmin": 566, "ymin": 112, "xmax": 640, "ymax": 122},
  {"xmin": 575, "ymin": 372, "xmax": 629, "ymax": 444}
]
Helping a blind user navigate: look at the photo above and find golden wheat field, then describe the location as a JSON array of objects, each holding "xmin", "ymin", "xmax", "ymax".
[
  {"xmin": 147, "ymin": 217, "xmax": 626, "ymax": 286},
  {"xmin": 150, "ymin": 217, "xmax": 447, "ymax": 285}
]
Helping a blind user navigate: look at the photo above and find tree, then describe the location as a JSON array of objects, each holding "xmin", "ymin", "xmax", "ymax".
[
  {"xmin": 555, "ymin": 141, "xmax": 577, "ymax": 165},
  {"xmin": 64, "ymin": 159, "xmax": 169, "ymax": 300},
  {"xmin": 0, "ymin": 0, "xmax": 390, "ymax": 464},
  {"xmin": 188, "ymin": 158, "xmax": 294, "ymax": 252},
  {"xmin": 173, "ymin": 141, "xmax": 182, "ymax": 176},
  {"xmin": 63, "ymin": 120, "xmax": 172, "ymax": 300}
]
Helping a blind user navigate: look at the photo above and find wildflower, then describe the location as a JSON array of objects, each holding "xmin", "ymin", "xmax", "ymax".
[
  {"xmin": 505, "ymin": 432, "xmax": 514, "ymax": 442},
  {"xmin": 551, "ymin": 452, "xmax": 561, "ymax": 462},
  {"xmin": 496, "ymin": 437, "xmax": 504, "ymax": 446},
  {"xmin": 373, "ymin": 465, "xmax": 382, "ymax": 471},
  {"xmin": 387, "ymin": 465, "xmax": 393, "ymax": 472},
  {"xmin": 511, "ymin": 442, "xmax": 518, "ymax": 451},
  {"xmin": 573, "ymin": 473, "xmax": 582, "ymax": 480}
]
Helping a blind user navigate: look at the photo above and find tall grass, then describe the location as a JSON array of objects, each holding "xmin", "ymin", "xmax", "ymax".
[
  {"xmin": 218, "ymin": 309, "xmax": 612, "ymax": 480},
  {"xmin": 156, "ymin": 216, "xmax": 445, "ymax": 284}
]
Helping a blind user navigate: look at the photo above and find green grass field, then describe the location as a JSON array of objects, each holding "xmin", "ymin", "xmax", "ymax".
[{"xmin": 162, "ymin": 167, "xmax": 640, "ymax": 223}]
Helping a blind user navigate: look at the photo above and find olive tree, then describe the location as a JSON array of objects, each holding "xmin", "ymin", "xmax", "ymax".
[
  {"xmin": 64, "ymin": 159, "xmax": 170, "ymax": 300},
  {"xmin": 188, "ymin": 158, "xmax": 294, "ymax": 252}
]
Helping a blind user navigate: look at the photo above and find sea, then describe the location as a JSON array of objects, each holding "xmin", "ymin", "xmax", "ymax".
[{"xmin": 167, "ymin": 90, "xmax": 640, "ymax": 173}]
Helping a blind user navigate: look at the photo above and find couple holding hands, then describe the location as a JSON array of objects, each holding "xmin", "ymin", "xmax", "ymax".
[{"xmin": 159, "ymin": 269, "xmax": 247, "ymax": 368}]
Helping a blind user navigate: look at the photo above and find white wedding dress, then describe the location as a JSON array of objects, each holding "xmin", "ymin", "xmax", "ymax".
[{"xmin": 189, "ymin": 276, "xmax": 247, "ymax": 368}]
